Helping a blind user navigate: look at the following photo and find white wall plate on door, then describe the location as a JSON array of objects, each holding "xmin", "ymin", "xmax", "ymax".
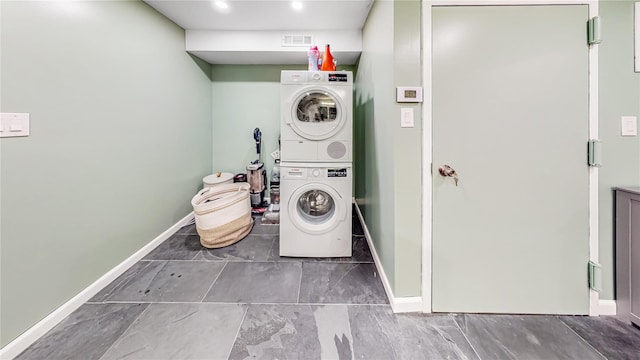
[{"xmin": 0, "ymin": 113, "xmax": 30, "ymax": 138}]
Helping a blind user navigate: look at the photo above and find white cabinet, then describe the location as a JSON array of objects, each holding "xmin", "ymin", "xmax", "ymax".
[{"xmin": 616, "ymin": 187, "xmax": 640, "ymax": 326}]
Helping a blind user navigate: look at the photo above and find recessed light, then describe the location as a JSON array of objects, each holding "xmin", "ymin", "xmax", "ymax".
[
  {"xmin": 292, "ymin": 1, "xmax": 303, "ymax": 10},
  {"xmin": 215, "ymin": 1, "xmax": 229, "ymax": 9}
]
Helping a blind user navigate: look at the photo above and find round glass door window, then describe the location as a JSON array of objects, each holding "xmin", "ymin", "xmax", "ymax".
[
  {"xmin": 296, "ymin": 92, "xmax": 338, "ymax": 123},
  {"xmin": 297, "ymin": 189, "xmax": 335, "ymax": 224}
]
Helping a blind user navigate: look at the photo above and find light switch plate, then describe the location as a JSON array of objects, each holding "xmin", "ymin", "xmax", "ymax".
[
  {"xmin": 621, "ymin": 116, "xmax": 637, "ymax": 136},
  {"xmin": 400, "ymin": 108, "xmax": 414, "ymax": 128},
  {"xmin": 0, "ymin": 113, "xmax": 30, "ymax": 137}
]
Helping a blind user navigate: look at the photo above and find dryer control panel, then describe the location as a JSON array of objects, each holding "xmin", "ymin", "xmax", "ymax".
[{"xmin": 281, "ymin": 70, "xmax": 352, "ymax": 85}]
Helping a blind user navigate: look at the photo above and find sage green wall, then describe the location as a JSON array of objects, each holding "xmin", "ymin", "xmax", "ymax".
[
  {"xmin": 211, "ymin": 64, "xmax": 356, "ymax": 192},
  {"xmin": 355, "ymin": 0, "xmax": 423, "ymax": 297},
  {"xmin": 355, "ymin": 0, "xmax": 397, "ymax": 293},
  {"xmin": 598, "ymin": 0, "xmax": 640, "ymax": 300},
  {"xmin": 392, "ymin": 0, "xmax": 422, "ymax": 297},
  {"xmin": 0, "ymin": 1, "xmax": 212, "ymax": 346},
  {"xmin": 211, "ymin": 65, "xmax": 303, "ymax": 181}
]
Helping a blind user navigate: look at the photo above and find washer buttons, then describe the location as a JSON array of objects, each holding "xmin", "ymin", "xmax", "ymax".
[
  {"xmin": 312, "ymin": 169, "xmax": 321, "ymax": 177},
  {"xmin": 312, "ymin": 73, "xmax": 321, "ymax": 81}
]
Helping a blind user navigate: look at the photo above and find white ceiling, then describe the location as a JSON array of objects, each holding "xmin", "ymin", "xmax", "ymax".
[{"xmin": 144, "ymin": 0, "xmax": 374, "ymax": 31}]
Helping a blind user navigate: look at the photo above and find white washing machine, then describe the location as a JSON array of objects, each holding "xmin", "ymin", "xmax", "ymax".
[
  {"xmin": 280, "ymin": 70, "xmax": 353, "ymax": 163},
  {"xmin": 279, "ymin": 162, "xmax": 352, "ymax": 257}
]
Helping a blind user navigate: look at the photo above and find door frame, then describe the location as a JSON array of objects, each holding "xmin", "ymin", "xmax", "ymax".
[{"xmin": 421, "ymin": 0, "xmax": 600, "ymax": 315}]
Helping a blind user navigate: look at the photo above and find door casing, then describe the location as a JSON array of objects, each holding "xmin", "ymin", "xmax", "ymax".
[{"xmin": 421, "ymin": 0, "xmax": 600, "ymax": 315}]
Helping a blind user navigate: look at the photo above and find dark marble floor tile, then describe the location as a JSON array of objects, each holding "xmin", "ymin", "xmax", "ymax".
[
  {"xmin": 350, "ymin": 236, "xmax": 373, "ymax": 262},
  {"xmin": 298, "ymin": 263, "xmax": 388, "ymax": 304},
  {"xmin": 100, "ymin": 303, "xmax": 247, "ymax": 360},
  {"xmin": 348, "ymin": 306, "xmax": 479, "ymax": 360},
  {"xmin": 229, "ymin": 304, "xmax": 354, "ymax": 360},
  {"xmin": 454, "ymin": 314, "xmax": 605, "ymax": 360},
  {"xmin": 352, "ymin": 215, "xmax": 365, "ymax": 236},
  {"xmin": 269, "ymin": 236, "xmax": 373, "ymax": 264},
  {"xmin": 251, "ymin": 217, "xmax": 279, "ymax": 235},
  {"xmin": 230, "ymin": 304, "xmax": 317, "ymax": 359},
  {"xmin": 560, "ymin": 315, "xmax": 640, "ymax": 360},
  {"xmin": 175, "ymin": 223, "xmax": 197, "ymax": 235},
  {"xmin": 90, "ymin": 261, "xmax": 225, "ymax": 302},
  {"xmin": 193, "ymin": 235, "xmax": 276, "ymax": 261},
  {"xmin": 15, "ymin": 303, "xmax": 148, "ymax": 360},
  {"xmin": 203, "ymin": 262, "xmax": 302, "ymax": 303},
  {"xmin": 143, "ymin": 233, "xmax": 202, "ymax": 260}
]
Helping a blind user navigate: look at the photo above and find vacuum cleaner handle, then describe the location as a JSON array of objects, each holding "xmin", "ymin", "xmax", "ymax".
[{"xmin": 253, "ymin": 128, "xmax": 262, "ymax": 155}]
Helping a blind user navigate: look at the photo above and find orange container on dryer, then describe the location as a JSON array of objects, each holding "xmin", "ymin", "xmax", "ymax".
[{"xmin": 320, "ymin": 44, "xmax": 336, "ymax": 71}]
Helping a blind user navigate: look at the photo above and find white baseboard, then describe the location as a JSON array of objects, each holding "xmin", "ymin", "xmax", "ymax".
[
  {"xmin": 391, "ymin": 296, "xmax": 424, "ymax": 313},
  {"xmin": 598, "ymin": 300, "xmax": 617, "ymax": 316},
  {"xmin": 0, "ymin": 212, "xmax": 195, "ymax": 360},
  {"xmin": 352, "ymin": 200, "xmax": 423, "ymax": 313}
]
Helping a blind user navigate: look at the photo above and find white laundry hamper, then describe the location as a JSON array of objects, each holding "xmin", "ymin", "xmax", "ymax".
[{"xmin": 191, "ymin": 182, "xmax": 253, "ymax": 248}]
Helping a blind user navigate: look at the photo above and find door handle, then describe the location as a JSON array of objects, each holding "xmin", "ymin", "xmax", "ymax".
[{"xmin": 438, "ymin": 165, "xmax": 459, "ymax": 186}]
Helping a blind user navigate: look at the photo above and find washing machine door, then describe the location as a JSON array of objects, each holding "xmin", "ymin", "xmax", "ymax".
[
  {"xmin": 285, "ymin": 87, "xmax": 347, "ymax": 141},
  {"xmin": 288, "ymin": 182, "xmax": 347, "ymax": 235}
]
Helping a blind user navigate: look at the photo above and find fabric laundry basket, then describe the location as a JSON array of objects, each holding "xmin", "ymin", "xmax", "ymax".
[{"xmin": 191, "ymin": 182, "xmax": 253, "ymax": 248}]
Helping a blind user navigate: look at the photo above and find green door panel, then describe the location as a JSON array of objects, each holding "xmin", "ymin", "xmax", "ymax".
[{"xmin": 432, "ymin": 5, "xmax": 590, "ymax": 314}]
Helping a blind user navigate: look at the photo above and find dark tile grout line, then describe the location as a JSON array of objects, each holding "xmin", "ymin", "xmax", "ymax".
[{"xmin": 557, "ymin": 316, "xmax": 609, "ymax": 360}]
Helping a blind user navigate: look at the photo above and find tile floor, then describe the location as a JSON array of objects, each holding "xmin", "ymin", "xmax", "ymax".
[{"xmin": 14, "ymin": 211, "xmax": 640, "ymax": 360}]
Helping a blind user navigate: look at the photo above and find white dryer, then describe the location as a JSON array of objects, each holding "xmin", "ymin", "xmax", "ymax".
[
  {"xmin": 280, "ymin": 71, "xmax": 353, "ymax": 163},
  {"xmin": 279, "ymin": 162, "xmax": 352, "ymax": 257}
]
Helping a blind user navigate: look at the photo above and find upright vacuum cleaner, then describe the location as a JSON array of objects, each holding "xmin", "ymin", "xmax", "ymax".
[{"xmin": 247, "ymin": 128, "xmax": 267, "ymax": 210}]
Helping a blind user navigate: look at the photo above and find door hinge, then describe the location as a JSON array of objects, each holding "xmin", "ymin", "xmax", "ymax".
[
  {"xmin": 588, "ymin": 139, "xmax": 602, "ymax": 167},
  {"xmin": 587, "ymin": 16, "xmax": 602, "ymax": 45},
  {"xmin": 588, "ymin": 261, "xmax": 602, "ymax": 292}
]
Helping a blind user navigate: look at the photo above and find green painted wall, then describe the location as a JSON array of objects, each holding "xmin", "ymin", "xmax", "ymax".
[
  {"xmin": 355, "ymin": 0, "xmax": 423, "ymax": 297},
  {"xmin": 211, "ymin": 64, "xmax": 356, "ymax": 194},
  {"xmin": 0, "ymin": 1, "xmax": 212, "ymax": 346},
  {"xmin": 599, "ymin": 0, "xmax": 640, "ymax": 300},
  {"xmin": 392, "ymin": 0, "xmax": 422, "ymax": 297},
  {"xmin": 211, "ymin": 65, "xmax": 302, "ymax": 183},
  {"xmin": 355, "ymin": 0, "xmax": 398, "ymax": 293}
]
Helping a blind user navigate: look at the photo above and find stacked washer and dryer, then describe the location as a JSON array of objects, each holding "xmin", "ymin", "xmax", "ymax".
[{"xmin": 279, "ymin": 71, "xmax": 353, "ymax": 257}]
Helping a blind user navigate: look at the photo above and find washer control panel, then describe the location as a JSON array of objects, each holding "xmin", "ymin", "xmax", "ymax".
[{"xmin": 284, "ymin": 167, "xmax": 325, "ymax": 179}]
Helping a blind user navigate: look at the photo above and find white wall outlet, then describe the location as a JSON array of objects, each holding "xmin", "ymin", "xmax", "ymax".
[
  {"xmin": 0, "ymin": 113, "xmax": 30, "ymax": 138},
  {"xmin": 621, "ymin": 116, "xmax": 637, "ymax": 137}
]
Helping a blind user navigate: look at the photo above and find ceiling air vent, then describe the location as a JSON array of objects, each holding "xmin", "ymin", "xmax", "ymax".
[{"xmin": 282, "ymin": 34, "xmax": 313, "ymax": 47}]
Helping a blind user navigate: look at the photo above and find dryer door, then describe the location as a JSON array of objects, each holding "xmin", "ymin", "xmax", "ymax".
[
  {"xmin": 286, "ymin": 87, "xmax": 347, "ymax": 141},
  {"xmin": 287, "ymin": 182, "xmax": 347, "ymax": 235}
]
